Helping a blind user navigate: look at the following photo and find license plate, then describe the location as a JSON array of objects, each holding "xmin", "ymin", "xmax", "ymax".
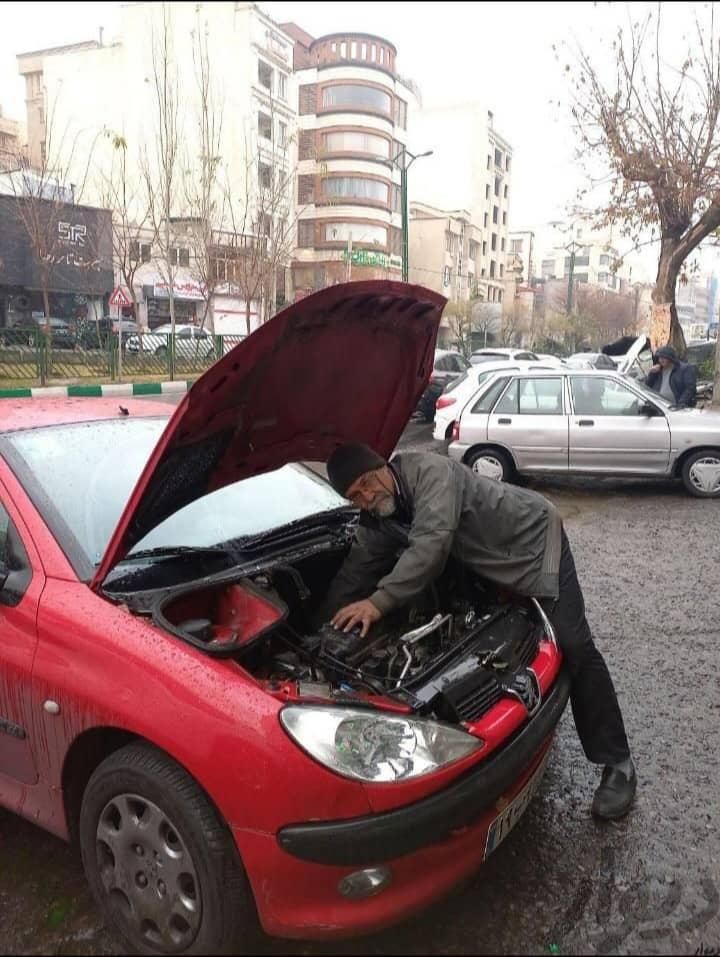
[{"xmin": 484, "ymin": 753, "xmax": 550, "ymax": 859}]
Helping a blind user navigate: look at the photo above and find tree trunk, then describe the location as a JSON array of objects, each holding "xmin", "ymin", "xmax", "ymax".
[{"xmin": 650, "ymin": 244, "xmax": 687, "ymax": 356}]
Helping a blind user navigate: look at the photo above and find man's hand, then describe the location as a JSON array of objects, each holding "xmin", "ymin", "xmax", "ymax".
[
  {"xmin": 331, "ymin": 600, "xmax": 382, "ymax": 638},
  {"xmin": 649, "ymin": 363, "xmax": 661, "ymax": 374}
]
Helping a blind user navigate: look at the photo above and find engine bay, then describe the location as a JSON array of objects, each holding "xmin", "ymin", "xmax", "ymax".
[{"xmin": 152, "ymin": 548, "xmax": 554, "ymax": 726}]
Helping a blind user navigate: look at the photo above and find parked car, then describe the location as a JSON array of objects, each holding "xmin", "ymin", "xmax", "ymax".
[
  {"xmin": 433, "ymin": 360, "xmax": 557, "ymax": 441},
  {"xmin": 78, "ymin": 318, "xmax": 140, "ymax": 350},
  {"xmin": 470, "ymin": 348, "xmax": 539, "ymax": 366},
  {"xmin": 10, "ymin": 317, "xmax": 76, "ymax": 350},
  {"xmin": 415, "ymin": 348, "xmax": 471, "ymax": 421},
  {"xmin": 0, "ymin": 282, "xmax": 569, "ymax": 953},
  {"xmin": 125, "ymin": 322, "xmax": 214, "ymax": 359},
  {"xmin": 565, "ymin": 352, "xmax": 618, "ymax": 371},
  {"xmin": 448, "ymin": 367, "xmax": 720, "ymax": 497},
  {"xmin": 534, "ymin": 353, "xmax": 567, "ymax": 367}
]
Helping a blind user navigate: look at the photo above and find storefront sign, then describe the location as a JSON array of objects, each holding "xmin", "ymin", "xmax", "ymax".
[
  {"xmin": 341, "ymin": 249, "xmax": 391, "ymax": 268},
  {"xmin": 153, "ymin": 280, "xmax": 207, "ymax": 301}
]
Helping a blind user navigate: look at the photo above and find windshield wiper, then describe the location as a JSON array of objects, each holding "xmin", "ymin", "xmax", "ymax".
[
  {"xmin": 117, "ymin": 545, "xmax": 232, "ymax": 564},
  {"xmin": 226, "ymin": 507, "xmax": 357, "ymax": 552}
]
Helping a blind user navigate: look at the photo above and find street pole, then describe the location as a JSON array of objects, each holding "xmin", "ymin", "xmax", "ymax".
[
  {"xmin": 401, "ymin": 161, "xmax": 409, "ymax": 282},
  {"xmin": 566, "ymin": 247, "xmax": 576, "ymax": 316},
  {"xmin": 392, "ymin": 147, "xmax": 433, "ymax": 284}
]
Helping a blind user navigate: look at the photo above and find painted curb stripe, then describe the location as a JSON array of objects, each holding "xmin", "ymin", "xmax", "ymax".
[{"xmin": 0, "ymin": 381, "xmax": 194, "ymax": 399}]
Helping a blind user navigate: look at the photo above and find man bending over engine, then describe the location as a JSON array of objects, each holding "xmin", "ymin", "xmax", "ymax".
[{"xmin": 320, "ymin": 442, "xmax": 636, "ymax": 820}]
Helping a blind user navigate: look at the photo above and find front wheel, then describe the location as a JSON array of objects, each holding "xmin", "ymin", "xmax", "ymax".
[
  {"xmin": 466, "ymin": 447, "xmax": 514, "ymax": 483},
  {"xmin": 681, "ymin": 450, "xmax": 720, "ymax": 498},
  {"xmin": 154, "ymin": 345, "xmax": 168, "ymax": 358},
  {"xmin": 80, "ymin": 743, "xmax": 256, "ymax": 955}
]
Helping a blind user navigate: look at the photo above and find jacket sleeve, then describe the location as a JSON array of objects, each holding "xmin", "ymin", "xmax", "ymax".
[
  {"xmin": 314, "ymin": 525, "xmax": 397, "ymax": 623},
  {"xmin": 370, "ymin": 458, "xmax": 463, "ymax": 614},
  {"xmin": 675, "ymin": 364, "xmax": 697, "ymax": 407},
  {"xmin": 645, "ymin": 370, "xmax": 660, "ymax": 391}
]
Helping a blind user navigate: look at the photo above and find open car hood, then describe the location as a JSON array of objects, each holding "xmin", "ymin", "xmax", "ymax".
[{"xmin": 92, "ymin": 281, "xmax": 445, "ymax": 588}]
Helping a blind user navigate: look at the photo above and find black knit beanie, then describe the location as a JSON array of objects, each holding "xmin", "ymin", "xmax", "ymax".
[{"xmin": 327, "ymin": 443, "xmax": 386, "ymax": 496}]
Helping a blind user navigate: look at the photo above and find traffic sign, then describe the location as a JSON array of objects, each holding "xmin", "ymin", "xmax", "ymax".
[{"xmin": 109, "ymin": 286, "xmax": 132, "ymax": 307}]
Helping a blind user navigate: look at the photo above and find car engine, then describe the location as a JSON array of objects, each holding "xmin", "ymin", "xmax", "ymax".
[{"xmin": 153, "ymin": 555, "xmax": 552, "ymax": 725}]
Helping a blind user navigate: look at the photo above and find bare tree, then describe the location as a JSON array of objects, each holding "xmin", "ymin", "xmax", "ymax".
[
  {"xmin": 100, "ymin": 131, "xmax": 156, "ymax": 330},
  {"xmin": 183, "ymin": 13, "xmax": 224, "ymax": 335},
  {"xmin": 443, "ymin": 300, "xmax": 474, "ymax": 357},
  {"xmin": 142, "ymin": 2, "xmax": 182, "ymax": 340},
  {"xmin": 565, "ymin": 2, "xmax": 720, "ymax": 369}
]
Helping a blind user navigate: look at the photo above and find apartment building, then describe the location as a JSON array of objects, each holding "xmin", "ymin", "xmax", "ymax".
[
  {"xmin": 406, "ymin": 102, "xmax": 513, "ymax": 304},
  {"xmin": 0, "ymin": 106, "xmax": 27, "ymax": 171},
  {"xmin": 408, "ymin": 202, "xmax": 485, "ymax": 301},
  {"xmin": 539, "ymin": 225, "xmax": 630, "ymax": 292},
  {"xmin": 16, "ymin": 2, "xmax": 298, "ymax": 329},
  {"xmin": 282, "ymin": 25, "xmax": 415, "ymax": 296},
  {"xmin": 506, "ymin": 230, "xmax": 535, "ymax": 284}
]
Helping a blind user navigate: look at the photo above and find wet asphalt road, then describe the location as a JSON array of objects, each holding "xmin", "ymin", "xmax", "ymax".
[{"xmin": 1, "ymin": 418, "xmax": 719, "ymax": 956}]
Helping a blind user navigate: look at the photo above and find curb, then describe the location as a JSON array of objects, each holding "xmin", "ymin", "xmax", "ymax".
[{"xmin": 0, "ymin": 380, "xmax": 194, "ymax": 399}]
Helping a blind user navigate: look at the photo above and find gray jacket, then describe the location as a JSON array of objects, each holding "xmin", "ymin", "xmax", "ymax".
[{"xmin": 323, "ymin": 451, "xmax": 564, "ymax": 618}]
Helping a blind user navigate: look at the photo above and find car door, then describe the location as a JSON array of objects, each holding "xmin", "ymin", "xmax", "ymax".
[
  {"xmin": 568, "ymin": 375, "xmax": 671, "ymax": 473},
  {"xmin": 487, "ymin": 375, "xmax": 569, "ymax": 472},
  {"xmin": 0, "ymin": 487, "xmax": 41, "ymax": 785}
]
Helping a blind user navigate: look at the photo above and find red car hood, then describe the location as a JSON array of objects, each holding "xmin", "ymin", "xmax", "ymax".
[{"xmin": 92, "ymin": 280, "xmax": 445, "ymax": 588}]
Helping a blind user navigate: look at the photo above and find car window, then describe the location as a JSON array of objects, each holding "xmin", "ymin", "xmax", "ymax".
[
  {"xmin": 448, "ymin": 355, "xmax": 466, "ymax": 372},
  {"xmin": 0, "ymin": 501, "xmax": 31, "ymax": 605},
  {"xmin": 570, "ymin": 376, "xmax": 646, "ymax": 415},
  {"xmin": 471, "ymin": 376, "xmax": 511, "ymax": 414},
  {"xmin": 516, "ymin": 352, "xmax": 537, "ymax": 360},
  {"xmin": 176, "ymin": 327, "xmax": 192, "ymax": 339},
  {"xmin": 0, "ymin": 504, "xmax": 9, "ymax": 567},
  {"xmin": 434, "ymin": 355, "xmax": 453, "ymax": 372},
  {"xmin": 495, "ymin": 377, "xmax": 564, "ymax": 414},
  {"xmin": 596, "ymin": 354, "xmax": 616, "ymax": 369}
]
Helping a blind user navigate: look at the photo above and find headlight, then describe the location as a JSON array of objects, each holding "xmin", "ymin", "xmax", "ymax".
[{"xmin": 280, "ymin": 706, "xmax": 482, "ymax": 783}]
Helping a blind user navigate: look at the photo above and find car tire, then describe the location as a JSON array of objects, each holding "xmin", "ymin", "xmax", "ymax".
[
  {"xmin": 465, "ymin": 447, "xmax": 514, "ymax": 483},
  {"xmin": 79, "ymin": 742, "xmax": 257, "ymax": 955},
  {"xmin": 680, "ymin": 449, "xmax": 720, "ymax": 498},
  {"xmin": 155, "ymin": 345, "xmax": 168, "ymax": 357}
]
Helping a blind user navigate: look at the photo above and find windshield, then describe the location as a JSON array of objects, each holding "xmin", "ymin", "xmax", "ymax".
[
  {"xmin": 4, "ymin": 418, "xmax": 347, "ymax": 574},
  {"xmin": 627, "ymin": 378, "xmax": 673, "ymax": 407}
]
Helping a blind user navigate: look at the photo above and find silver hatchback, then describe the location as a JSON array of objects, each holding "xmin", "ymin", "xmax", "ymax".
[{"xmin": 447, "ymin": 369, "xmax": 720, "ymax": 498}]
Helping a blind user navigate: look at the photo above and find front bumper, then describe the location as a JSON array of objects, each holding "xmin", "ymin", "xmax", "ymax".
[{"xmin": 278, "ymin": 668, "xmax": 571, "ymax": 866}]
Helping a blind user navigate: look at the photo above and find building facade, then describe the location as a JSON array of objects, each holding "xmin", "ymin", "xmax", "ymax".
[
  {"xmin": 0, "ymin": 190, "xmax": 113, "ymax": 329},
  {"xmin": 408, "ymin": 202, "xmax": 485, "ymax": 300},
  {"xmin": 406, "ymin": 102, "xmax": 513, "ymax": 304},
  {"xmin": 506, "ymin": 230, "xmax": 535, "ymax": 285},
  {"xmin": 282, "ymin": 26, "xmax": 415, "ymax": 297},
  {"xmin": 0, "ymin": 107, "xmax": 27, "ymax": 171},
  {"xmin": 539, "ymin": 225, "xmax": 630, "ymax": 292},
  {"xmin": 16, "ymin": 2, "xmax": 298, "ymax": 329}
]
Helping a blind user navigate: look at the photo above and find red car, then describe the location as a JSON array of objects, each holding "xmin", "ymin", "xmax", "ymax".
[{"xmin": 0, "ymin": 281, "xmax": 569, "ymax": 954}]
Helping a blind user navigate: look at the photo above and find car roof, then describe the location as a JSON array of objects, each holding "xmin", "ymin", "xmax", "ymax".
[{"xmin": 0, "ymin": 398, "xmax": 174, "ymax": 434}]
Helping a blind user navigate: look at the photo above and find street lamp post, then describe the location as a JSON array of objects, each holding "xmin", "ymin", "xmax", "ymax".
[
  {"xmin": 392, "ymin": 147, "xmax": 433, "ymax": 282},
  {"xmin": 566, "ymin": 239, "xmax": 581, "ymax": 316}
]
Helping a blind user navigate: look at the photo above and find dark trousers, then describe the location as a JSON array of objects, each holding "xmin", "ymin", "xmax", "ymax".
[{"xmin": 541, "ymin": 531, "xmax": 631, "ymax": 766}]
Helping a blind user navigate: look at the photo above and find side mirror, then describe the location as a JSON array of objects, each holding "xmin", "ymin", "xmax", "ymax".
[{"xmin": 640, "ymin": 401, "xmax": 660, "ymax": 417}]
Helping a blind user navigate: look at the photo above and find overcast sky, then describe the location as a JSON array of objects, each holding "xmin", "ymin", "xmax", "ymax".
[{"xmin": 2, "ymin": 1, "xmax": 718, "ymax": 282}]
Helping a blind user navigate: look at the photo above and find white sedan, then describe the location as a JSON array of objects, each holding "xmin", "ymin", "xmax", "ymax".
[
  {"xmin": 125, "ymin": 323, "xmax": 215, "ymax": 358},
  {"xmin": 433, "ymin": 360, "xmax": 558, "ymax": 440}
]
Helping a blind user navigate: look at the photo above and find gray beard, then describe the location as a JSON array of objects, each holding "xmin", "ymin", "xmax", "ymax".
[{"xmin": 370, "ymin": 496, "xmax": 396, "ymax": 518}]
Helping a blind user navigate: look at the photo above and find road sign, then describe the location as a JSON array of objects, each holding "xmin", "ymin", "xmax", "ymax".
[{"xmin": 109, "ymin": 286, "xmax": 132, "ymax": 307}]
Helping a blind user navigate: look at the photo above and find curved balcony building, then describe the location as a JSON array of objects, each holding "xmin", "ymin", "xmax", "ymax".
[{"xmin": 282, "ymin": 26, "xmax": 417, "ymax": 297}]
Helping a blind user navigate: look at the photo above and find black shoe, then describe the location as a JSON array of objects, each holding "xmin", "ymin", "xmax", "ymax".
[{"xmin": 591, "ymin": 763, "xmax": 637, "ymax": 820}]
